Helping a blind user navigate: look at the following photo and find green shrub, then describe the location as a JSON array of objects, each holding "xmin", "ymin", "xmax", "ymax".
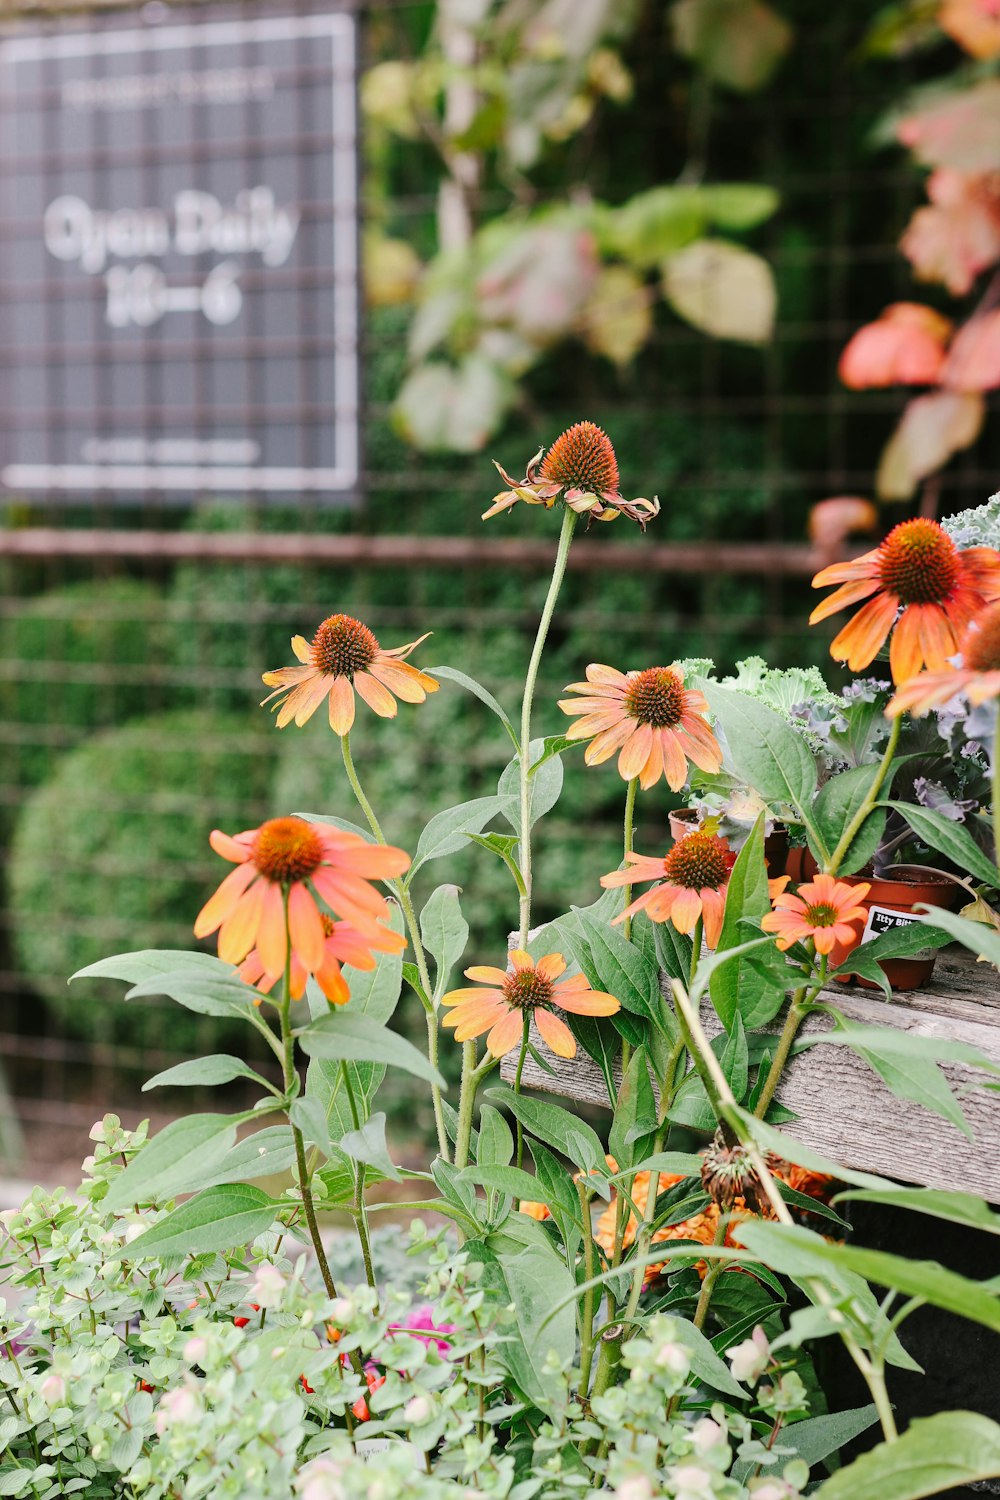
[{"xmin": 7, "ymin": 708, "xmax": 272, "ymax": 1051}]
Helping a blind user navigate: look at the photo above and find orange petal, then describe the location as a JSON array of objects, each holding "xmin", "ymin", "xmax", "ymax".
[
  {"xmin": 557, "ymin": 988, "xmax": 620, "ymax": 1016},
  {"xmin": 888, "ymin": 605, "xmax": 926, "ymax": 683},
  {"xmin": 586, "ymin": 663, "xmax": 629, "ymax": 688},
  {"xmin": 315, "ymin": 954, "xmax": 351, "ymax": 1006},
  {"xmin": 584, "ymin": 717, "xmax": 634, "ymax": 765},
  {"xmin": 465, "ymin": 966, "xmax": 509, "ymax": 984},
  {"xmin": 194, "ymin": 861, "xmax": 257, "ymax": 937},
  {"xmin": 442, "ymin": 987, "xmax": 501, "ymax": 1007},
  {"xmin": 618, "ymin": 723, "xmax": 653, "ymax": 780},
  {"xmin": 369, "ymin": 660, "xmax": 431, "ymax": 703},
  {"xmin": 381, "ymin": 631, "xmax": 432, "ymax": 661},
  {"xmin": 217, "ymin": 879, "xmax": 268, "ymax": 964},
  {"xmin": 808, "ymin": 576, "xmax": 881, "ymax": 625},
  {"xmin": 669, "ymin": 888, "xmax": 703, "ymax": 935},
  {"xmin": 354, "ymin": 671, "xmax": 398, "ymax": 718},
  {"xmin": 660, "ymin": 728, "xmax": 690, "ymax": 791},
  {"xmin": 508, "ymin": 949, "xmax": 534, "ymax": 970},
  {"xmin": 209, "ymin": 828, "xmax": 253, "ymax": 864},
  {"xmin": 291, "ymin": 635, "xmax": 312, "ymax": 664},
  {"xmin": 699, "ymin": 887, "xmax": 726, "ymax": 949},
  {"xmin": 486, "ymin": 1008, "xmax": 525, "ymax": 1057},
  {"xmin": 288, "ymin": 882, "xmax": 326, "ymax": 971},
  {"xmin": 535, "ymin": 1010, "xmax": 576, "ymax": 1058},
  {"xmin": 536, "ymin": 953, "xmax": 567, "ymax": 981},
  {"xmin": 829, "ymin": 591, "xmax": 898, "ymax": 670},
  {"xmin": 292, "ymin": 672, "xmax": 336, "ymax": 728},
  {"xmin": 256, "ymin": 882, "xmax": 289, "ymax": 978},
  {"xmin": 328, "ymin": 676, "xmax": 356, "ymax": 736},
  {"xmin": 638, "ymin": 729, "xmax": 664, "ymax": 790}
]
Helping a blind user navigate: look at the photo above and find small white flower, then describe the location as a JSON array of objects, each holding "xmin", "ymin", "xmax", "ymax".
[
  {"xmin": 252, "ymin": 1260, "xmax": 286, "ymax": 1308},
  {"xmin": 671, "ymin": 1464, "xmax": 714, "ymax": 1499},
  {"xmin": 727, "ymin": 1326, "xmax": 770, "ymax": 1385},
  {"xmin": 691, "ymin": 1417, "xmax": 724, "ymax": 1454},
  {"xmin": 183, "ymin": 1336, "xmax": 208, "ymax": 1364},
  {"xmin": 40, "ymin": 1374, "xmax": 65, "ymax": 1405},
  {"xmin": 154, "ymin": 1386, "xmax": 198, "ymax": 1436},
  {"xmin": 331, "ymin": 1297, "xmax": 353, "ymax": 1324},
  {"xmin": 615, "ymin": 1478, "xmax": 655, "ymax": 1500},
  {"xmin": 653, "ymin": 1339, "xmax": 689, "ymax": 1376},
  {"xmin": 404, "ymin": 1394, "xmax": 433, "ymax": 1425},
  {"xmin": 298, "ymin": 1456, "xmax": 349, "ymax": 1500},
  {"xmin": 749, "ymin": 1483, "xmax": 793, "ymax": 1500}
]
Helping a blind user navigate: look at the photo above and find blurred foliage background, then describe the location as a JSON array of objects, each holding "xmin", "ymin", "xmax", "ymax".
[{"xmin": 2, "ymin": 0, "xmax": 999, "ymax": 1170}]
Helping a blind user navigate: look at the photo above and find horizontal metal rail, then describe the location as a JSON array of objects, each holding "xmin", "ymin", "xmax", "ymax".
[{"xmin": 0, "ymin": 528, "xmax": 828, "ymax": 575}]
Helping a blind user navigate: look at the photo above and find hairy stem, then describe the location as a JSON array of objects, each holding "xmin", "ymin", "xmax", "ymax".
[
  {"xmin": 754, "ymin": 955, "xmax": 828, "ymax": 1120},
  {"xmin": 826, "ymin": 715, "xmax": 901, "ymax": 877},
  {"xmin": 341, "ymin": 1062, "xmax": 377, "ymax": 1304},
  {"xmin": 340, "ymin": 731, "xmax": 450, "ymax": 1163},
  {"xmin": 517, "ymin": 506, "xmax": 578, "ymax": 947},
  {"xmin": 622, "ymin": 776, "xmax": 639, "ymax": 942},
  {"xmin": 513, "ymin": 1012, "xmax": 531, "ymax": 1171},
  {"xmin": 692, "ymin": 1219, "xmax": 729, "ymax": 1331},
  {"xmin": 576, "ymin": 1178, "xmax": 598, "ymax": 1395}
]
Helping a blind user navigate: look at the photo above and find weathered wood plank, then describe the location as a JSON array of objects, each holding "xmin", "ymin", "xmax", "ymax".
[{"xmin": 500, "ymin": 950, "xmax": 1000, "ymax": 1201}]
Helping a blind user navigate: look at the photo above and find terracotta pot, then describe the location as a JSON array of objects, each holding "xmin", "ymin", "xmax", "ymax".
[
  {"xmin": 668, "ymin": 808, "xmax": 789, "ymax": 877},
  {"xmin": 784, "ymin": 845, "xmax": 819, "ymax": 885},
  {"xmin": 835, "ymin": 864, "xmax": 966, "ymax": 992}
]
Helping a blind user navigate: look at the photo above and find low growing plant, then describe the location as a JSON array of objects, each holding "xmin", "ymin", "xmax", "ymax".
[{"xmin": 4, "ymin": 424, "xmax": 1000, "ymax": 1498}]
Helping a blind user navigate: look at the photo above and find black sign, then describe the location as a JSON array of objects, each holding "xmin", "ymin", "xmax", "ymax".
[{"xmin": 0, "ymin": 8, "xmax": 360, "ymax": 501}]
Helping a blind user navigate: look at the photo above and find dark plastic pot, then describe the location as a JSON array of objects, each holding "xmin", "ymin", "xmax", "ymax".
[
  {"xmin": 668, "ymin": 807, "xmax": 789, "ymax": 877},
  {"xmin": 835, "ymin": 864, "xmax": 965, "ymax": 993}
]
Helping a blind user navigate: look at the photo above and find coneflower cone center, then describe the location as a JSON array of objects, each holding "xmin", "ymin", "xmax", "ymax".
[
  {"xmin": 539, "ymin": 421, "xmax": 620, "ymax": 494},
  {"xmin": 253, "ymin": 817, "xmax": 325, "ymax": 883},
  {"xmin": 623, "ymin": 667, "xmax": 685, "ymax": 727},
  {"xmin": 502, "ymin": 968, "xmax": 554, "ymax": 1012},
  {"xmin": 877, "ymin": 520, "xmax": 960, "ymax": 605},
  {"xmin": 803, "ymin": 902, "xmax": 838, "ymax": 928},
  {"xmin": 963, "ymin": 602, "xmax": 1000, "ymax": 672},
  {"xmin": 311, "ymin": 614, "xmax": 379, "ymax": 677},
  {"xmin": 663, "ymin": 832, "xmax": 731, "ymax": 891}
]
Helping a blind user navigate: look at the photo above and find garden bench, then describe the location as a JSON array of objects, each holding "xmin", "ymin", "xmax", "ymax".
[{"xmin": 501, "ymin": 947, "xmax": 1000, "ymax": 1202}]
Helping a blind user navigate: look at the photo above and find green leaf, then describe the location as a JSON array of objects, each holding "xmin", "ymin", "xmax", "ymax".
[
  {"xmin": 476, "ymin": 1243, "xmax": 577, "ymax": 1406},
  {"xmin": 529, "ymin": 735, "xmax": 576, "ymax": 774},
  {"xmin": 424, "ymin": 665, "xmax": 518, "ymax": 748},
  {"xmin": 125, "ymin": 972, "xmax": 261, "ymax": 1020},
  {"xmin": 192, "ymin": 1125, "xmax": 297, "ymax": 1189},
  {"xmin": 409, "ymin": 796, "xmax": 505, "ymax": 877},
  {"xmin": 297, "ymin": 812, "xmax": 372, "ymax": 842},
  {"xmin": 339, "ymin": 1111, "xmax": 400, "ymax": 1182},
  {"xmin": 419, "ymin": 884, "xmax": 469, "ymax": 1002},
  {"xmin": 118, "ymin": 1184, "xmax": 278, "ymax": 1260},
  {"xmin": 703, "ymin": 684, "xmax": 818, "ymax": 823},
  {"xmin": 465, "ymin": 831, "xmax": 525, "ymax": 894},
  {"xmin": 738, "ymin": 1220, "xmax": 1000, "ymax": 1336},
  {"xmin": 288, "ymin": 1097, "xmax": 333, "ymax": 1155},
  {"xmin": 461, "ymin": 1163, "xmax": 541, "ymax": 1201},
  {"xmin": 142, "ymin": 1055, "xmax": 270, "ymax": 1092},
  {"xmin": 565, "ymin": 1012, "xmax": 619, "ymax": 1104},
  {"xmin": 885, "ymin": 801, "xmax": 1000, "ymax": 888},
  {"xmin": 700, "ymin": 182, "xmax": 780, "ymax": 230},
  {"xmin": 710, "ymin": 814, "xmax": 785, "ymax": 1029},
  {"xmin": 812, "ymin": 764, "xmax": 889, "ymax": 876},
  {"xmin": 573, "ymin": 909, "xmax": 661, "ymax": 1021},
  {"xmin": 611, "ymin": 1151, "xmax": 704, "ymax": 1183},
  {"xmin": 689, "ymin": 933, "xmax": 777, "ymax": 1006},
  {"xmin": 477, "ymin": 1104, "xmax": 514, "ymax": 1170},
  {"xmin": 814, "ymin": 1411, "xmax": 1000, "ymax": 1499},
  {"xmin": 609, "ymin": 1051, "xmax": 657, "ymax": 1172},
  {"xmin": 835, "ymin": 1186, "xmax": 1000, "ymax": 1237},
  {"xmin": 71, "ymin": 948, "xmax": 228, "ymax": 986},
  {"xmin": 609, "ymin": 184, "xmax": 705, "ymax": 268},
  {"xmin": 529, "ymin": 1139, "xmax": 584, "ymax": 1238},
  {"xmin": 430, "ymin": 1158, "xmax": 481, "ymax": 1227},
  {"xmin": 671, "ymin": 1316, "xmax": 748, "ymax": 1399},
  {"xmin": 668, "ymin": 1021, "xmax": 747, "ymax": 1128},
  {"xmin": 778, "ymin": 1405, "xmax": 880, "ymax": 1477},
  {"xmin": 916, "ymin": 905, "xmax": 1000, "ymax": 968},
  {"xmin": 298, "ymin": 1010, "xmax": 446, "ymax": 1087},
  {"xmin": 485, "ymin": 1086, "xmax": 605, "ymax": 1175},
  {"xmin": 104, "ymin": 1113, "xmax": 243, "ymax": 1212},
  {"xmin": 654, "ymin": 919, "xmax": 694, "ymax": 983},
  {"xmin": 498, "ymin": 739, "xmax": 564, "ymax": 834},
  {"xmin": 829, "ymin": 920, "xmax": 953, "ymax": 999}
]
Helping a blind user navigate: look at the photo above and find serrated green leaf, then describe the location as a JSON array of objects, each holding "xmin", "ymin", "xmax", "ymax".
[
  {"xmin": 573, "ymin": 908, "xmax": 661, "ymax": 1020},
  {"xmin": 609, "ymin": 1050, "xmax": 657, "ymax": 1172},
  {"xmin": 835, "ymin": 1185, "xmax": 1000, "ymax": 1236},
  {"xmin": 830, "ymin": 919, "xmax": 953, "ymax": 998},
  {"xmin": 460, "ymin": 1163, "xmax": 540, "ymax": 1200},
  {"xmin": 917, "ymin": 905, "xmax": 1000, "ymax": 968},
  {"xmin": 812, "ymin": 762, "xmax": 894, "ymax": 876},
  {"xmin": 118, "ymin": 1183, "xmax": 278, "ymax": 1259}
]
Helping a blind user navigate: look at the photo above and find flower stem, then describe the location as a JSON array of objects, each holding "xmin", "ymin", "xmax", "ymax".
[
  {"xmin": 454, "ymin": 1041, "xmax": 482, "ymax": 1171},
  {"xmin": 341, "ymin": 1062, "xmax": 377, "ymax": 1304},
  {"xmin": 276, "ymin": 901, "xmax": 341, "ymax": 1308},
  {"xmin": 622, "ymin": 776, "xmax": 638, "ymax": 943},
  {"xmin": 517, "ymin": 506, "xmax": 578, "ymax": 947},
  {"xmin": 340, "ymin": 731, "xmax": 450, "ymax": 1163},
  {"xmin": 691, "ymin": 1218, "xmax": 729, "ymax": 1331},
  {"xmin": 826, "ymin": 715, "xmax": 901, "ymax": 877},
  {"xmin": 513, "ymin": 1011, "xmax": 531, "ymax": 1171},
  {"xmin": 754, "ymin": 953, "xmax": 827, "ymax": 1119},
  {"xmin": 576, "ymin": 1178, "xmax": 598, "ymax": 1395},
  {"xmin": 992, "ymin": 729, "xmax": 999, "ymax": 875}
]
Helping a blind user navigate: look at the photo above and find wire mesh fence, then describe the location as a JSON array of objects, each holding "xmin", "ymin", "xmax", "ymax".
[{"xmin": 1, "ymin": 0, "xmax": 998, "ymax": 1179}]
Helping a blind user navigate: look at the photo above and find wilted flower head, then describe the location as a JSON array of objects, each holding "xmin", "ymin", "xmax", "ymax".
[{"xmin": 484, "ymin": 421, "xmax": 659, "ymax": 529}]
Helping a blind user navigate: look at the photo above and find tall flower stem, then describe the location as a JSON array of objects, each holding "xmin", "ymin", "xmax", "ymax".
[
  {"xmin": 513, "ymin": 1012, "xmax": 531, "ymax": 1170},
  {"xmin": 826, "ymin": 715, "xmax": 901, "ymax": 877},
  {"xmin": 276, "ymin": 902, "xmax": 341, "ymax": 1309},
  {"xmin": 992, "ymin": 731, "xmax": 999, "ymax": 874},
  {"xmin": 517, "ymin": 507, "xmax": 578, "ymax": 948},
  {"xmin": 455, "ymin": 1046, "xmax": 495, "ymax": 1172},
  {"xmin": 621, "ymin": 776, "xmax": 639, "ymax": 942},
  {"xmin": 340, "ymin": 732, "xmax": 450, "ymax": 1163},
  {"xmin": 341, "ymin": 1061, "xmax": 377, "ymax": 1303},
  {"xmin": 576, "ymin": 1177, "xmax": 598, "ymax": 1394}
]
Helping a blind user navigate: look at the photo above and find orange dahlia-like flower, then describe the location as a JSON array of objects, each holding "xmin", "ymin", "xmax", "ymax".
[
  {"xmin": 559, "ymin": 664, "xmax": 722, "ymax": 791},
  {"xmin": 194, "ymin": 816, "xmax": 409, "ymax": 982},
  {"xmin": 810, "ymin": 517, "xmax": 1000, "ymax": 684},
  {"xmin": 887, "ymin": 599, "xmax": 1000, "ymax": 717},
  {"xmin": 484, "ymin": 421, "xmax": 659, "ymax": 530},
  {"xmin": 601, "ymin": 832, "xmax": 737, "ymax": 949},
  {"xmin": 261, "ymin": 614, "xmax": 439, "ymax": 736},
  {"xmin": 762, "ymin": 873, "xmax": 871, "ymax": 962},
  {"xmin": 239, "ymin": 912, "xmax": 406, "ymax": 1006},
  {"xmin": 440, "ymin": 949, "xmax": 620, "ymax": 1059}
]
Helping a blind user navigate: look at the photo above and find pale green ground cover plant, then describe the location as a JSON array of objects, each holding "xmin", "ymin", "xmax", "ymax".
[{"xmin": 4, "ymin": 423, "xmax": 1000, "ymax": 1499}]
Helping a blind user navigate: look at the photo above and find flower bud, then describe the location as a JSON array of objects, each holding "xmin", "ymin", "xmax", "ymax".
[
  {"xmin": 404, "ymin": 1394, "xmax": 432, "ymax": 1425},
  {"xmin": 184, "ymin": 1336, "xmax": 208, "ymax": 1364},
  {"xmin": 727, "ymin": 1326, "xmax": 770, "ymax": 1385},
  {"xmin": 40, "ymin": 1373, "xmax": 65, "ymax": 1405},
  {"xmin": 252, "ymin": 1260, "xmax": 286, "ymax": 1308}
]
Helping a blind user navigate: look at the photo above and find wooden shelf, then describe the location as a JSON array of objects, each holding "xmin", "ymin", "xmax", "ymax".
[{"xmin": 500, "ymin": 949, "xmax": 1000, "ymax": 1202}]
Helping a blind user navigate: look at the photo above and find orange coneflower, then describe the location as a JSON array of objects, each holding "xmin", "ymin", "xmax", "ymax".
[
  {"xmin": 761, "ymin": 872, "xmax": 870, "ymax": 963},
  {"xmin": 194, "ymin": 816, "xmax": 408, "ymax": 981},
  {"xmin": 239, "ymin": 912, "xmax": 406, "ymax": 1006},
  {"xmin": 601, "ymin": 832, "xmax": 737, "ymax": 949},
  {"xmin": 887, "ymin": 599, "xmax": 1000, "ymax": 717},
  {"xmin": 484, "ymin": 421, "xmax": 659, "ymax": 529},
  {"xmin": 810, "ymin": 517, "xmax": 1000, "ymax": 684},
  {"xmin": 559, "ymin": 664, "xmax": 722, "ymax": 791},
  {"xmin": 440, "ymin": 949, "xmax": 620, "ymax": 1059},
  {"xmin": 261, "ymin": 614, "xmax": 439, "ymax": 736}
]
